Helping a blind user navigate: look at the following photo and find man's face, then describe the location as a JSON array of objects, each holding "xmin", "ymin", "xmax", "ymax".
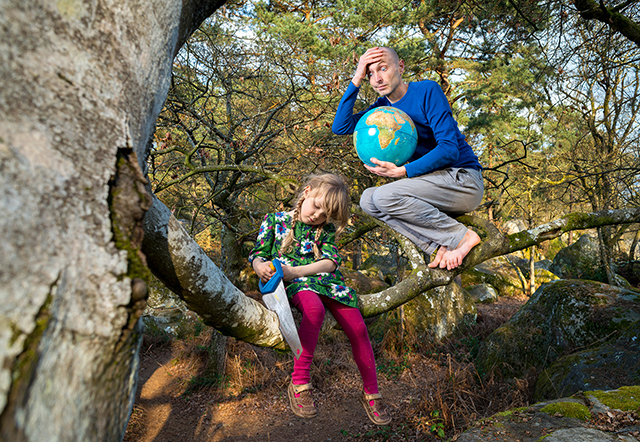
[{"xmin": 367, "ymin": 50, "xmax": 404, "ymax": 98}]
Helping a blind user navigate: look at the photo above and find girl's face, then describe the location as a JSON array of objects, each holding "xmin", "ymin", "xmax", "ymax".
[{"xmin": 299, "ymin": 187, "xmax": 327, "ymax": 226}]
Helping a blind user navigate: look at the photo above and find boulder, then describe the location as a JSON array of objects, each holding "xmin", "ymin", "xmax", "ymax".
[
  {"xmin": 466, "ymin": 284, "xmax": 499, "ymax": 304},
  {"xmin": 456, "ymin": 386, "xmax": 640, "ymax": 442},
  {"xmin": 342, "ymin": 268, "xmax": 390, "ymax": 295},
  {"xmin": 503, "ymin": 218, "xmax": 527, "ymax": 234},
  {"xmin": 461, "ymin": 255, "xmax": 526, "ymax": 297},
  {"xmin": 360, "ymin": 252, "xmax": 408, "ymax": 285},
  {"xmin": 142, "ymin": 306, "xmax": 201, "ymax": 338},
  {"xmin": 371, "ymin": 281, "xmax": 476, "ymax": 342},
  {"xmin": 533, "ymin": 268, "xmax": 561, "ymax": 285},
  {"xmin": 550, "ymin": 234, "xmax": 605, "ymax": 281},
  {"xmin": 534, "ymin": 321, "xmax": 640, "ymax": 401},
  {"xmin": 476, "ymin": 279, "xmax": 640, "ymax": 379}
]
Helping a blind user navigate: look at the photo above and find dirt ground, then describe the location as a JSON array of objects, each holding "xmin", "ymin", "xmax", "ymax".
[{"xmin": 123, "ymin": 298, "xmax": 528, "ymax": 442}]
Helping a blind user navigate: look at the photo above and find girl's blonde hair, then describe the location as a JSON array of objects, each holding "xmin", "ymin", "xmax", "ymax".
[{"xmin": 280, "ymin": 173, "xmax": 350, "ymax": 259}]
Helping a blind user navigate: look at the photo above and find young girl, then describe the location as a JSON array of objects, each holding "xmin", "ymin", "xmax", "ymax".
[{"xmin": 249, "ymin": 173, "xmax": 391, "ymax": 425}]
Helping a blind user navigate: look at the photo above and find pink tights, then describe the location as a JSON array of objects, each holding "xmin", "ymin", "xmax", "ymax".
[{"xmin": 290, "ymin": 290, "xmax": 379, "ymax": 394}]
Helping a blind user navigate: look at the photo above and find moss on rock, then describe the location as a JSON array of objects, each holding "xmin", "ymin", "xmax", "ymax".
[
  {"xmin": 461, "ymin": 256, "xmax": 526, "ymax": 298},
  {"xmin": 476, "ymin": 280, "xmax": 640, "ymax": 379},
  {"xmin": 539, "ymin": 401, "xmax": 591, "ymax": 421},
  {"xmin": 586, "ymin": 386, "xmax": 640, "ymax": 411}
]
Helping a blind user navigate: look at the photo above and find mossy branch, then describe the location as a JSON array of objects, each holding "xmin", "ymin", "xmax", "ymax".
[
  {"xmin": 574, "ymin": 0, "xmax": 640, "ymax": 47},
  {"xmin": 358, "ymin": 207, "xmax": 640, "ymax": 318}
]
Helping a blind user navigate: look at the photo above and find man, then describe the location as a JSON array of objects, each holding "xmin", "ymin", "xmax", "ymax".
[{"xmin": 332, "ymin": 47, "xmax": 484, "ymax": 270}]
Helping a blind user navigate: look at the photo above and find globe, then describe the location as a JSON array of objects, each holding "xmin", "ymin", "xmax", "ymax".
[{"xmin": 353, "ymin": 106, "xmax": 417, "ymax": 167}]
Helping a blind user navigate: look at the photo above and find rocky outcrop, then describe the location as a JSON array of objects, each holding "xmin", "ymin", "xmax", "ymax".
[
  {"xmin": 466, "ymin": 284, "xmax": 499, "ymax": 304},
  {"xmin": 534, "ymin": 320, "xmax": 640, "ymax": 401},
  {"xmin": 461, "ymin": 256, "xmax": 527, "ymax": 297},
  {"xmin": 342, "ymin": 269, "xmax": 390, "ymax": 295},
  {"xmin": 371, "ymin": 281, "xmax": 476, "ymax": 341},
  {"xmin": 360, "ymin": 252, "xmax": 408, "ymax": 285},
  {"xmin": 457, "ymin": 385, "xmax": 640, "ymax": 441},
  {"xmin": 475, "ymin": 280, "xmax": 640, "ymax": 379},
  {"xmin": 550, "ymin": 234, "xmax": 605, "ymax": 281}
]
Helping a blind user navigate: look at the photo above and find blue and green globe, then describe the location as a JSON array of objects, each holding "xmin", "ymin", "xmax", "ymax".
[{"xmin": 353, "ymin": 106, "xmax": 417, "ymax": 167}]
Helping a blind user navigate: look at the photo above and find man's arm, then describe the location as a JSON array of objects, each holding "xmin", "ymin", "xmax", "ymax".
[
  {"xmin": 332, "ymin": 48, "xmax": 385, "ymax": 135},
  {"xmin": 403, "ymin": 83, "xmax": 461, "ymax": 177},
  {"xmin": 331, "ymin": 82, "xmax": 367, "ymax": 135}
]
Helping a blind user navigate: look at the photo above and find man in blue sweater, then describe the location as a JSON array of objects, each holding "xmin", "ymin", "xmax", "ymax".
[{"xmin": 332, "ymin": 47, "xmax": 484, "ymax": 270}]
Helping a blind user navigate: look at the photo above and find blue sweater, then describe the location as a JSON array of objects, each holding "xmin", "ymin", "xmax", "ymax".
[{"xmin": 332, "ymin": 81, "xmax": 482, "ymax": 178}]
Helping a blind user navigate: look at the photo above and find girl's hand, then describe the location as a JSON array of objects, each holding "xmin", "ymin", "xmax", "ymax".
[
  {"xmin": 281, "ymin": 259, "xmax": 337, "ymax": 281},
  {"xmin": 281, "ymin": 264, "xmax": 300, "ymax": 282},
  {"xmin": 253, "ymin": 259, "xmax": 276, "ymax": 283}
]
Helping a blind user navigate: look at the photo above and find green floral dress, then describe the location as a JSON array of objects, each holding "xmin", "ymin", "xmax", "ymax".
[{"xmin": 249, "ymin": 212, "xmax": 358, "ymax": 308}]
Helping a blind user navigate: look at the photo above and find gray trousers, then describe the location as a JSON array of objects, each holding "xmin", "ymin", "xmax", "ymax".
[{"xmin": 360, "ymin": 168, "xmax": 484, "ymax": 254}]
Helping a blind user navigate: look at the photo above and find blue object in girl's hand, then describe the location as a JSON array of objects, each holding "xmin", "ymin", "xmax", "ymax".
[
  {"xmin": 259, "ymin": 258, "xmax": 284, "ymax": 294},
  {"xmin": 257, "ymin": 258, "xmax": 303, "ymax": 360}
]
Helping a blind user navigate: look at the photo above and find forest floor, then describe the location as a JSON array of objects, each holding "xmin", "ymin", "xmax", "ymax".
[{"xmin": 123, "ymin": 297, "xmax": 532, "ymax": 442}]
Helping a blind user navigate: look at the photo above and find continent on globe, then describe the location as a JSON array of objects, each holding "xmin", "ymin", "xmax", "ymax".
[
  {"xmin": 366, "ymin": 111, "xmax": 406, "ymax": 149},
  {"xmin": 353, "ymin": 106, "xmax": 417, "ymax": 167}
]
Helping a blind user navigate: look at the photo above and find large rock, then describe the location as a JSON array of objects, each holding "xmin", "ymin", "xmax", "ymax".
[
  {"xmin": 371, "ymin": 281, "xmax": 476, "ymax": 342},
  {"xmin": 476, "ymin": 279, "xmax": 640, "ymax": 379},
  {"xmin": 466, "ymin": 284, "xmax": 499, "ymax": 304},
  {"xmin": 550, "ymin": 234, "xmax": 605, "ymax": 281},
  {"xmin": 457, "ymin": 386, "xmax": 640, "ymax": 442},
  {"xmin": 360, "ymin": 252, "xmax": 408, "ymax": 285},
  {"xmin": 534, "ymin": 320, "xmax": 640, "ymax": 401},
  {"xmin": 342, "ymin": 269, "xmax": 390, "ymax": 295},
  {"xmin": 461, "ymin": 256, "xmax": 526, "ymax": 297}
]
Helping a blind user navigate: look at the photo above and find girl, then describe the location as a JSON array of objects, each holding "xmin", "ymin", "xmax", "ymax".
[{"xmin": 249, "ymin": 173, "xmax": 391, "ymax": 425}]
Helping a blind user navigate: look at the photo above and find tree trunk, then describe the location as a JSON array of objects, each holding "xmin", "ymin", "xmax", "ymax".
[
  {"xmin": 529, "ymin": 246, "xmax": 536, "ymax": 296},
  {"xmin": 597, "ymin": 226, "xmax": 616, "ymax": 285},
  {"xmin": 0, "ymin": 0, "xmax": 225, "ymax": 440}
]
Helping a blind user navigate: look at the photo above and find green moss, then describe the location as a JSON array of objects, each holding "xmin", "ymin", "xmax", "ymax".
[
  {"xmin": 585, "ymin": 386, "xmax": 640, "ymax": 411},
  {"xmin": 108, "ymin": 154, "xmax": 152, "ymax": 284},
  {"xmin": 6, "ymin": 290, "xmax": 53, "ymax": 417},
  {"xmin": 540, "ymin": 401, "xmax": 591, "ymax": 421}
]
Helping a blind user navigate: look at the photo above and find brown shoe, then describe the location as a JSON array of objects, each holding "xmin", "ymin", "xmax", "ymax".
[
  {"xmin": 288, "ymin": 382, "xmax": 318, "ymax": 418},
  {"xmin": 359, "ymin": 391, "xmax": 391, "ymax": 425}
]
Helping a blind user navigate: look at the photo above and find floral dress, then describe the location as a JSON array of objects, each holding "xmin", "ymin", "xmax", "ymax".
[{"xmin": 249, "ymin": 212, "xmax": 358, "ymax": 308}]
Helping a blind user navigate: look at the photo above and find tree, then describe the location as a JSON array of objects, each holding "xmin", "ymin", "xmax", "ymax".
[{"xmin": 0, "ymin": 1, "xmax": 225, "ymax": 440}]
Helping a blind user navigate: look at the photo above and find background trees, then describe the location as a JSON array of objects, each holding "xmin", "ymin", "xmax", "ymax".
[{"xmin": 152, "ymin": 0, "xmax": 640, "ymax": 282}]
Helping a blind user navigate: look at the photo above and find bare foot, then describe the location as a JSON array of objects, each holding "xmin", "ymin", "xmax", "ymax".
[
  {"xmin": 427, "ymin": 246, "xmax": 447, "ymax": 268},
  {"xmin": 440, "ymin": 230, "xmax": 481, "ymax": 270}
]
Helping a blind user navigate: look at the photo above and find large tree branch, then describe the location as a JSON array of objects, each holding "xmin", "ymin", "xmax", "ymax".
[
  {"xmin": 359, "ymin": 207, "xmax": 640, "ymax": 315},
  {"xmin": 142, "ymin": 195, "xmax": 287, "ymax": 350},
  {"xmin": 144, "ymin": 195, "xmax": 640, "ymax": 347},
  {"xmin": 574, "ymin": 0, "xmax": 640, "ymax": 47}
]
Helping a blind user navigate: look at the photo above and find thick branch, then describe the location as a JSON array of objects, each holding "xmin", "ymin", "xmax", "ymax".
[
  {"xmin": 358, "ymin": 207, "xmax": 640, "ymax": 316},
  {"xmin": 142, "ymin": 195, "xmax": 286, "ymax": 349},
  {"xmin": 574, "ymin": 0, "xmax": 640, "ymax": 47},
  {"xmin": 144, "ymin": 193, "xmax": 639, "ymax": 347}
]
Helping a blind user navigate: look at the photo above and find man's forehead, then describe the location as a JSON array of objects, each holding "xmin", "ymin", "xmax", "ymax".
[{"xmin": 369, "ymin": 50, "xmax": 397, "ymax": 69}]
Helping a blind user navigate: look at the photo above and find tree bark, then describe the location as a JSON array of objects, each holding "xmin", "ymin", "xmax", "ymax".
[
  {"xmin": 574, "ymin": 0, "xmax": 640, "ymax": 48},
  {"xmin": 0, "ymin": 0, "xmax": 224, "ymax": 440},
  {"xmin": 144, "ymin": 202, "xmax": 640, "ymax": 344}
]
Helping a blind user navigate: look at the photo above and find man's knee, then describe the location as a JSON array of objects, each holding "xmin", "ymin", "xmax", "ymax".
[
  {"xmin": 359, "ymin": 188, "xmax": 379, "ymax": 216},
  {"xmin": 369, "ymin": 186, "xmax": 402, "ymax": 213}
]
